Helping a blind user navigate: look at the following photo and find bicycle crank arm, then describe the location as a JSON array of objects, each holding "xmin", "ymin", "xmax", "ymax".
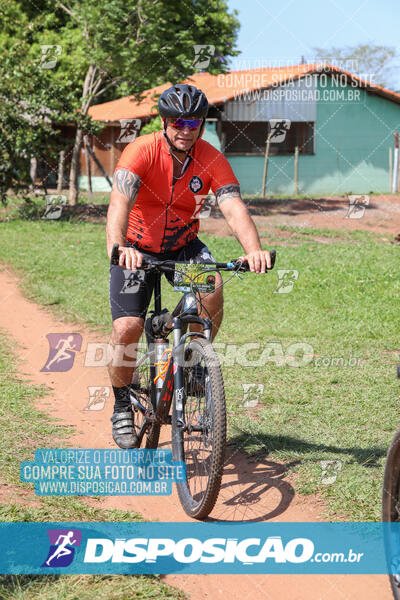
[{"xmin": 130, "ymin": 396, "xmax": 148, "ymax": 413}]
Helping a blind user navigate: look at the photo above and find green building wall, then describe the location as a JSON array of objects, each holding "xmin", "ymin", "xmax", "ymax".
[
  {"xmin": 79, "ymin": 86, "xmax": 400, "ymax": 195},
  {"xmin": 222, "ymin": 81, "xmax": 400, "ymax": 195}
]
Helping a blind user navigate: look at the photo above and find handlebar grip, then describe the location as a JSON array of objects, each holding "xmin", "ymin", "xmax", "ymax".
[
  {"xmin": 234, "ymin": 249, "xmax": 276, "ymax": 272},
  {"xmin": 111, "ymin": 243, "xmax": 120, "ymax": 266}
]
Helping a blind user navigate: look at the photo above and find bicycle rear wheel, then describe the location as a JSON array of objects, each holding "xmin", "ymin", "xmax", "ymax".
[
  {"xmin": 132, "ymin": 339, "xmax": 160, "ymax": 449},
  {"xmin": 382, "ymin": 428, "xmax": 400, "ymax": 599},
  {"xmin": 172, "ymin": 336, "xmax": 226, "ymax": 520}
]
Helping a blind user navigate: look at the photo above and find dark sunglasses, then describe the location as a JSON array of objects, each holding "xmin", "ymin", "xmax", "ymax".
[{"xmin": 168, "ymin": 117, "xmax": 202, "ymax": 130}]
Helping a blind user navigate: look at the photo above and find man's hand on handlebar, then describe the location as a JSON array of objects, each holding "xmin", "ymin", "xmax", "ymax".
[
  {"xmin": 115, "ymin": 246, "xmax": 143, "ymax": 269},
  {"xmin": 238, "ymin": 250, "xmax": 272, "ymax": 274},
  {"xmin": 110, "ymin": 242, "xmax": 276, "ymax": 273}
]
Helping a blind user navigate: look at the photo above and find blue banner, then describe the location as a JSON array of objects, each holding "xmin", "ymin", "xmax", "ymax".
[{"xmin": 0, "ymin": 522, "xmax": 399, "ymax": 574}]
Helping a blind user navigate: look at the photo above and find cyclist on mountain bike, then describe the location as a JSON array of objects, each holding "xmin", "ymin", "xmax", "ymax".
[{"xmin": 106, "ymin": 83, "xmax": 271, "ymax": 448}]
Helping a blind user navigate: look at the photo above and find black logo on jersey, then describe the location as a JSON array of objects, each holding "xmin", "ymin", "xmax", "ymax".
[{"xmin": 189, "ymin": 176, "xmax": 203, "ymax": 193}]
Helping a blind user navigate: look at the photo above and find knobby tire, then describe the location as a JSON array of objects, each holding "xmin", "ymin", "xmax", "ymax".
[
  {"xmin": 172, "ymin": 337, "xmax": 226, "ymax": 520},
  {"xmin": 383, "ymin": 428, "xmax": 400, "ymax": 599}
]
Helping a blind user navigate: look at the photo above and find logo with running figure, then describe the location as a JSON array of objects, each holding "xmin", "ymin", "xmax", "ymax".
[
  {"xmin": 193, "ymin": 45, "xmax": 215, "ymax": 70},
  {"xmin": 116, "ymin": 118, "xmax": 142, "ymax": 143},
  {"xmin": 275, "ymin": 270, "xmax": 299, "ymax": 294},
  {"xmin": 121, "ymin": 269, "xmax": 145, "ymax": 294},
  {"xmin": 85, "ymin": 386, "xmax": 110, "ymax": 411},
  {"xmin": 42, "ymin": 195, "xmax": 67, "ymax": 220},
  {"xmin": 41, "ymin": 333, "xmax": 82, "ymax": 372},
  {"xmin": 42, "ymin": 529, "xmax": 82, "ymax": 567},
  {"xmin": 269, "ymin": 119, "xmax": 291, "ymax": 143},
  {"xmin": 242, "ymin": 383, "xmax": 264, "ymax": 408},
  {"xmin": 40, "ymin": 44, "xmax": 62, "ymax": 69},
  {"xmin": 345, "ymin": 195, "xmax": 369, "ymax": 219},
  {"xmin": 189, "ymin": 176, "xmax": 203, "ymax": 193},
  {"xmin": 192, "ymin": 194, "xmax": 216, "ymax": 219}
]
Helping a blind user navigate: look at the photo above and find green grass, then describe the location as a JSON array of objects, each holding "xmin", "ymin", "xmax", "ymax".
[
  {"xmin": 0, "ymin": 221, "xmax": 110, "ymax": 330},
  {"xmin": 0, "ymin": 219, "xmax": 399, "ymax": 521},
  {"xmin": 242, "ymin": 192, "xmax": 395, "ymax": 201},
  {"xmin": 0, "ymin": 330, "xmax": 184, "ymax": 600},
  {"xmin": 0, "ymin": 193, "xmax": 109, "ymax": 223},
  {"xmin": 272, "ymin": 224, "xmax": 384, "ymax": 242},
  {"xmin": 242, "ymin": 193, "xmax": 347, "ymax": 201},
  {"xmin": 0, "ymin": 575, "xmax": 185, "ymax": 600}
]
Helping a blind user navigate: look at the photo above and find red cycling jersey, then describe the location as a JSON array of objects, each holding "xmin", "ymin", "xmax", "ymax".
[{"xmin": 115, "ymin": 130, "xmax": 239, "ymax": 253}]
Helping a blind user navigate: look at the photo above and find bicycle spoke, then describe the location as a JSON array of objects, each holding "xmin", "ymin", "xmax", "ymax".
[
  {"xmin": 132, "ymin": 341, "xmax": 159, "ymax": 448},
  {"xmin": 172, "ymin": 337, "xmax": 226, "ymax": 519}
]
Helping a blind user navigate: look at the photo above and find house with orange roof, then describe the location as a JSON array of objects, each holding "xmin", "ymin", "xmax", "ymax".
[{"xmin": 78, "ymin": 64, "xmax": 400, "ymax": 195}]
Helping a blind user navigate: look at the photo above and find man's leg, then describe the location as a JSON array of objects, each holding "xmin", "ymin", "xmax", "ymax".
[
  {"xmin": 108, "ymin": 316, "xmax": 144, "ymax": 390},
  {"xmin": 194, "ymin": 272, "xmax": 224, "ymax": 339},
  {"xmin": 108, "ymin": 316, "xmax": 144, "ymax": 448},
  {"xmin": 108, "ymin": 256, "xmax": 155, "ymax": 448}
]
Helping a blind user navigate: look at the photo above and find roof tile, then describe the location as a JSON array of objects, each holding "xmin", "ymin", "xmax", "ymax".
[{"xmin": 88, "ymin": 64, "xmax": 400, "ymax": 122}]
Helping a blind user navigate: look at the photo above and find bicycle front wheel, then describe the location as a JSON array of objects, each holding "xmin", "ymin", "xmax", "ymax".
[
  {"xmin": 383, "ymin": 428, "xmax": 400, "ymax": 599},
  {"xmin": 172, "ymin": 337, "xmax": 226, "ymax": 520}
]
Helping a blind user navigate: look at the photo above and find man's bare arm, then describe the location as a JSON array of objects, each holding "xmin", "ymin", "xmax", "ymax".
[
  {"xmin": 215, "ymin": 183, "xmax": 241, "ymax": 205},
  {"xmin": 216, "ymin": 184, "xmax": 271, "ymax": 272},
  {"xmin": 113, "ymin": 169, "xmax": 141, "ymax": 202},
  {"xmin": 106, "ymin": 168, "xmax": 141, "ymax": 259},
  {"xmin": 216, "ymin": 184, "xmax": 261, "ymax": 252}
]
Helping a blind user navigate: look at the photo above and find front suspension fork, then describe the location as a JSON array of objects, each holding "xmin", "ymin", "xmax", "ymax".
[
  {"xmin": 171, "ymin": 316, "xmax": 212, "ymax": 429},
  {"xmin": 172, "ymin": 319, "xmax": 186, "ymax": 428}
]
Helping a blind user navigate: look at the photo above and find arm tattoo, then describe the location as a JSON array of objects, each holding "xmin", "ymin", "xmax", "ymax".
[
  {"xmin": 113, "ymin": 169, "xmax": 141, "ymax": 205},
  {"xmin": 215, "ymin": 183, "xmax": 241, "ymax": 205}
]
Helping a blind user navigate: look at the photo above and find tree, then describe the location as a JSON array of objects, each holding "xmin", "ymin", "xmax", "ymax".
[
  {"xmin": 48, "ymin": 0, "xmax": 240, "ymax": 204},
  {"xmin": 313, "ymin": 44, "xmax": 399, "ymax": 89},
  {"xmin": 1, "ymin": 0, "xmax": 239, "ymax": 204},
  {"xmin": 141, "ymin": 116, "xmax": 162, "ymax": 136},
  {"xmin": 0, "ymin": 1, "xmax": 96, "ymax": 203}
]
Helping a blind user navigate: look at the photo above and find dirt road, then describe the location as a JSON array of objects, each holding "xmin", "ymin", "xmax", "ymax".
[
  {"xmin": 0, "ymin": 267, "xmax": 391, "ymax": 600},
  {"xmin": 199, "ymin": 194, "xmax": 400, "ymax": 240}
]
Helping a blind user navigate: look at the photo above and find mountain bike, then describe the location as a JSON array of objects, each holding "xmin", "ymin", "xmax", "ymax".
[
  {"xmin": 111, "ymin": 243, "xmax": 276, "ymax": 519},
  {"xmin": 383, "ymin": 424, "xmax": 400, "ymax": 599},
  {"xmin": 382, "ymin": 366, "xmax": 400, "ymax": 598}
]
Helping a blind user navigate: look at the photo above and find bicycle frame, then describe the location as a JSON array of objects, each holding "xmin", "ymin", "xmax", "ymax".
[
  {"xmin": 131, "ymin": 267, "xmax": 213, "ymax": 445},
  {"xmin": 109, "ymin": 243, "xmax": 276, "ymax": 448}
]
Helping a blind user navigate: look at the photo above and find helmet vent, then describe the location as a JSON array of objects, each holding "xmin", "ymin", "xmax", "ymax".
[{"xmin": 158, "ymin": 84, "xmax": 208, "ymax": 118}]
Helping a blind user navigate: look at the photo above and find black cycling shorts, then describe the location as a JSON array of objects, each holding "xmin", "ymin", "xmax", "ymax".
[{"xmin": 109, "ymin": 237, "xmax": 216, "ymax": 321}]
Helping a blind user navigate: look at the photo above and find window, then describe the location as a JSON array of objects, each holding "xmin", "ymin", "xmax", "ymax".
[{"xmin": 220, "ymin": 121, "xmax": 314, "ymax": 155}]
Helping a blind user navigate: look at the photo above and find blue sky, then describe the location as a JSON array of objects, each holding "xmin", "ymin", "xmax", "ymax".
[{"xmin": 227, "ymin": 0, "xmax": 400, "ymax": 85}]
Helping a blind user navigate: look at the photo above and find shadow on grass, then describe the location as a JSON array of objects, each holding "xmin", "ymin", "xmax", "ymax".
[
  {"xmin": 199, "ymin": 432, "xmax": 387, "ymax": 523},
  {"xmin": 208, "ymin": 448, "xmax": 301, "ymax": 523},
  {"xmin": 160, "ymin": 431, "xmax": 386, "ymax": 523},
  {"xmin": 158, "ymin": 437, "xmax": 299, "ymax": 523},
  {"xmin": 230, "ymin": 431, "xmax": 386, "ymax": 468}
]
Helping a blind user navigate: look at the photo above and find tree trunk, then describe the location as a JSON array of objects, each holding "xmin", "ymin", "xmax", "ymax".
[
  {"xmin": 69, "ymin": 128, "xmax": 83, "ymax": 205},
  {"xmin": 68, "ymin": 63, "xmax": 97, "ymax": 205},
  {"xmin": 57, "ymin": 150, "xmax": 65, "ymax": 192},
  {"xmin": 84, "ymin": 135, "xmax": 93, "ymax": 201},
  {"xmin": 29, "ymin": 157, "xmax": 37, "ymax": 192}
]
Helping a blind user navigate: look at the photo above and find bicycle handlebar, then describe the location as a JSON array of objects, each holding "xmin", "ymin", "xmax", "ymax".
[{"xmin": 110, "ymin": 243, "xmax": 276, "ymax": 272}]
